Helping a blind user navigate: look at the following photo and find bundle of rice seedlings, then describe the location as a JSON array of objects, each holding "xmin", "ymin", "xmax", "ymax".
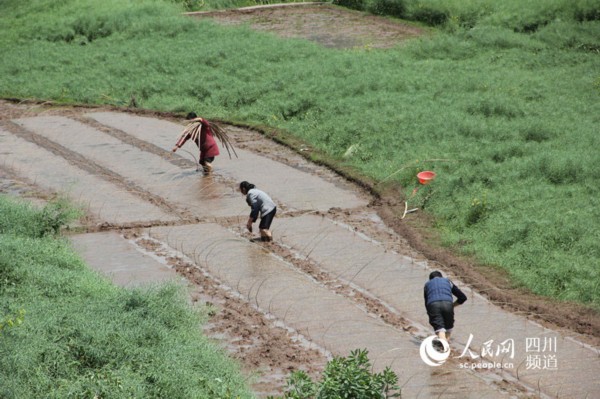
[{"xmin": 179, "ymin": 119, "xmax": 238, "ymax": 159}]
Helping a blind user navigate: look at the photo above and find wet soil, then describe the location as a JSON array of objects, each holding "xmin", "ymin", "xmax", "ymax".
[
  {"xmin": 188, "ymin": 3, "xmax": 424, "ymax": 49},
  {"xmin": 1, "ymin": 4, "xmax": 599, "ymax": 396},
  {"xmin": 127, "ymin": 232, "xmax": 329, "ymax": 396},
  {"xmin": 2, "ymin": 97, "xmax": 599, "ymax": 397}
]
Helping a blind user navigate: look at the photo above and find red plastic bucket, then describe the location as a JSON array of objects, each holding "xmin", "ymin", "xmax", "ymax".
[{"xmin": 417, "ymin": 171, "xmax": 436, "ymax": 185}]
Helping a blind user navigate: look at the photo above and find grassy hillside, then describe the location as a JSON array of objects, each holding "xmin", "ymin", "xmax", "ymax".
[
  {"xmin": 0, "ymin": 196, "xmax": 253, "ymax": 398},
  {"xmin": 0, "ymin": 0, "xmax": 598, "ymax": 308}
]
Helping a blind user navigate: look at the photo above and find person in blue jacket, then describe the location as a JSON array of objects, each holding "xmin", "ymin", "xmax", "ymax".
[
  {"xmin": 424, "ymin": 270, "xmax": 467, "ymax": 347},
  {"xmin": 239, "ymin": 181, "xmax": 277, "ymax": 242}
]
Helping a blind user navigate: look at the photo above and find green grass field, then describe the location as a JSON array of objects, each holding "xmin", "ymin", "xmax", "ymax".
[
  {"xmin": 0, "ymin": 0, "xmax": 598, "ymax": 311},
  {"xmin": 0, "ymin": 196, "xmax": 253, "ymax": 398}
]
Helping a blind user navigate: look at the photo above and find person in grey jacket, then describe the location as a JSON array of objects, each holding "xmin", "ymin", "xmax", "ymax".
[{"xmin": 239, "ymin": 181, "xmax": 277, "ymax": 242}]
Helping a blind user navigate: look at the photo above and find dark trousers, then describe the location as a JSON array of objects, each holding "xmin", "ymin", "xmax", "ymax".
[{"xmin": 426, "ymin": 301, "xmax": 454, "ymax": 332}]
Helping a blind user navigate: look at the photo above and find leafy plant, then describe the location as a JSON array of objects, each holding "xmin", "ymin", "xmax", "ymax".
[
  {"xmin": 34, "ymin": 197, "xmax": 83, "ymax": 236},
  {"xmin": 0, "ymin": 309, "xmax": 25, "ymax": 334},
  {"xmin": 0, "ymin": 195, "xmax": 81, "ymax": 238},
  {"xmin": 273, "ymin": 349, "xmax": 401, "ymax": 399},
  {"xmin": 466, "ymin": 192, "xmax": 488, "ymax": 226}
]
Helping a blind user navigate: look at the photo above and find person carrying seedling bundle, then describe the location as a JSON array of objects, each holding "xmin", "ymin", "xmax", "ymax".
[
  {"xmin": 423, "ymin": 270, "xmax": 467, "ymax": 351},
  {"xmin": 239, "ymin": 181, "xmax": 277, "ymax": 242},
  {"xmin": 172, "ymin": 112, "xmax": 237, "ymax": 174}
]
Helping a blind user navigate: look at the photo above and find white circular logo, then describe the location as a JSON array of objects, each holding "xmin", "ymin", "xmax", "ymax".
[{"xmin": 419, "ymin": 335, "xmax": 450, "ymax": 367}]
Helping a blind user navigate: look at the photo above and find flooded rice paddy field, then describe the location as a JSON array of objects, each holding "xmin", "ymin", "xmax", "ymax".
[
  {"xmin": 2, "ymin": 99, "xmax": 599, "ymax": 398},
  {"xmin": 1, "ymin": 5, "xmax": 599, "ymax": 397}
]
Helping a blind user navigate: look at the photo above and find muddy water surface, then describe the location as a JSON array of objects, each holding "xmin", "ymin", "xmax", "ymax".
[{"xmin": 1, "ymin": 101, "xmax": 599, "ymax": 398}]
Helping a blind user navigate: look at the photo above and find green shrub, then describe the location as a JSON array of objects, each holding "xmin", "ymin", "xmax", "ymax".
[
  {"xmin": 368, "ymin": 0, "xmax": 406, "ymax": 18},
  {"xmin": 333, "ymin": 0, "xmax": 366, "ymax": 11},
  {"xmin": 35, "ymin": 198, "xmax": 82, "ymax": 236},
  {"xmin": 274, "ymin": 349, "xmax": 400, "ymax": 399},
  {"xmin": 466, "ymin": 193, "xmax": 488, "ymax": 226},
  {"xmin": 0, "ymin": 196, "xmax": 81, "ymax": 238},
  {"xmin": 410, "ymin": 5, "xmax": 448, "ymax": 26}
]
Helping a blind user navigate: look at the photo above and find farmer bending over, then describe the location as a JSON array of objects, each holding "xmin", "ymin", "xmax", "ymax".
[
  {"xmin": 239, "ymin": 181, "xmax": 277, "ymax": 242},
  {"xmin": 424, "ymin": 270, "xmax": 467, "ymax": 351}
]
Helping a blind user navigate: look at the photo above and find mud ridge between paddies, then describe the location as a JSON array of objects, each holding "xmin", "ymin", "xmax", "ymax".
[
  {"xmin": 2, "ymin": 100, "xmax": 599, "ymax": 345},
  {"xmin": 1, "ymin": 100, "xmax": 599, "ymax": 398}
]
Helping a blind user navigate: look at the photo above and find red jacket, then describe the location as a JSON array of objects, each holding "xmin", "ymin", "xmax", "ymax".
[{"xmin": 175, "ymin": 119, "xmax": 220, "ymax": 160}]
